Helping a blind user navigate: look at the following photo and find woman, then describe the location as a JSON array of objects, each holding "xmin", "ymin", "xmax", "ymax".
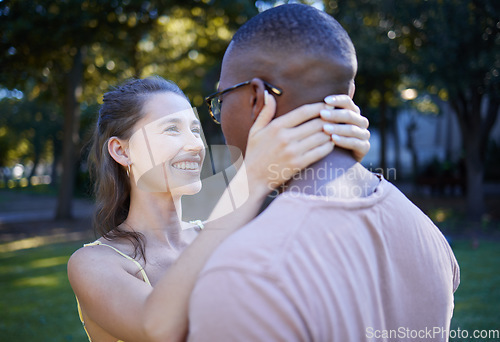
[{"xmin": 68, "ymin": 76, "xmax": 370, "ymax": 342}]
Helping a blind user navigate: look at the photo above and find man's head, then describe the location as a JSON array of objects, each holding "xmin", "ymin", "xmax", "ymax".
[{"xmin": 217, "ymin": 4, "xmax": 357, "ymax": 154}]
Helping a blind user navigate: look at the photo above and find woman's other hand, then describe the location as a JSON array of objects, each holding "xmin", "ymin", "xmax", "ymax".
[
  {"xmin": 322, "ymin": 94, "xmax": 370, "ymax": 163},
  {"xmin": 244, "ymin": 92, "xmax": 370, "ymax": 192}
]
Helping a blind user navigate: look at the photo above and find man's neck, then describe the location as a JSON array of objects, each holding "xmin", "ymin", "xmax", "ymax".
[{"xmin": 283, "ymin": 148, "xmax": 379, "ymax": 199}]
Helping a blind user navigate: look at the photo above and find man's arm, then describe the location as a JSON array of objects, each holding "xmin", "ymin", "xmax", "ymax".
[{"xmin": 188, "ymin": 268, "xmax": 310, "ymax": 342}]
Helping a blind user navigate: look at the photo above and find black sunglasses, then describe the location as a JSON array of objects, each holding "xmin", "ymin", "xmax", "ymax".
[{"xmin": 205, "ymin": 80, "xmax": 283, "ymax": 124}]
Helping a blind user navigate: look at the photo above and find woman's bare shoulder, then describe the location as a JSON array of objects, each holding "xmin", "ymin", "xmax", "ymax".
[
  {"xmin": 69, "ymin": 240, "xmax": 112, "ymax": 267},
  {"xmin": 67, "ymin": 241, "xmax": 128, "ymax": 290}
]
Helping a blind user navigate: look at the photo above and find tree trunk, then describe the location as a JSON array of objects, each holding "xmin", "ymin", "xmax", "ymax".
[
  {"xmin": 50, "ymin": 134, "xmax": 61, "ymax": 188},
  {"xmin": 379, "ymin": 98, "xmax": 387, "ymax": 177},
  {"xmin": 28, "ymin": 154, "xmax": 39, "ymax": 184},
  {"xmin": 455, "ymin": 93, "xmax": 483, "ymax": 221},
  {"xmin": 464, "ymin": 142, "xmax": 484, "ymax": 220},
  {"xmin": 406, "ymin": 117, "xmax": 418, "ymax": 183},
  {"xmin": 468, "ymin": 96, "xmax": 500, "ymax": 219},
  {"xmin": 451, "ymin": 89, "xmax": 499, "ymax": 222},
  {"xmin": 28, "ymin": 133, "xmax": 42, "ymax": 184},
  {"xmin": 444, "ymin": 107, "xmax": 453, "ymax": 161},
  {"xmin": 391, "ymin": 108, "xmax": 401, "ymax": 180},
  {"xmin": 55, "ymin": 47, "xmax": 84, "ymax": 220}
]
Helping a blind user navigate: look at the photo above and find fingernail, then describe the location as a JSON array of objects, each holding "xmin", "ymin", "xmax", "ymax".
[
  {"xmin": 264, "ymin": 90, "xmax": 269, "ymax": 105},
  {"xmin": 324, "ymin": 96, "xmax": 336, "ymax": 105},
  {"xmin": 323, "ymin": 123, "xmax": 335, "ymax": 133},
  {"xmin": 320, "ymin": 109, "xmax": 332, "ymax": 119},
  {"xmin": 331, "ymin": 134, "xmax": 341, "ymax": 141}
]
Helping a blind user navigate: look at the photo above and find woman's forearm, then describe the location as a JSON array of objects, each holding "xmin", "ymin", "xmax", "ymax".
[{"xmin": 142, "ymin": 165, "xmax": 269, "ymax": 342}]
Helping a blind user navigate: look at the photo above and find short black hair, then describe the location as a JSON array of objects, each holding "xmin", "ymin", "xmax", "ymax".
[{"xmin": 231, "ymin": 4, "xmax": 355, "ymax": 65}]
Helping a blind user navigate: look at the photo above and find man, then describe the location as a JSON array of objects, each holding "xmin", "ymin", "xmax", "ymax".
[{"xmin": 188, "ymin": 4, "xmax": 459, "ymax": 341}]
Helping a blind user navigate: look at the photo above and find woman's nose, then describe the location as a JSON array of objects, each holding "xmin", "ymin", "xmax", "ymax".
[{"xmin": 184, "ymin": 134, "xmax": 204, "ymax": 152}]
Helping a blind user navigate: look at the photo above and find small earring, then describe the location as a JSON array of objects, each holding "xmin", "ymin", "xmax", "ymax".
[{"xmin": 126, "ymin": 164, "xmax": 131, "ymax": 177}]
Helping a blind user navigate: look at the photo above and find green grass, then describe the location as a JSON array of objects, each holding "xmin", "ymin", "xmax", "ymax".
[
  {"xmin": 0, "ymin": 239, "xmax": 498, "ymax": 341},
  {"xmin": 449, "ymin": 240, "xmax": 500, "ymax": 341},
  {"xmin": 0, "ymin": 241, "xmax": 88, "ymax": 342}
]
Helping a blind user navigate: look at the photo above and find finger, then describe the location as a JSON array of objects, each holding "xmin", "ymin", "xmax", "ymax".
[
  {"xmin": 330, "ymin": 135, "xmax": 370, "ymax": 162},
  {"xmin": 294, "ymin": 131, "xmax": 332, "ymax": 153},
  {"xmin": 272, "ymin": 102, "xmax": 328, "ymax": 128},
  {"xmin": 287, "ymin": 118, "xmax": 326, "ymax": 141},
  {"xmin": 296, "ymin": 140, "xmax": 335, "ymax": 169},
  {"xmin": 249, "ymin": 91, "xmax": 277, "ymax": 133},
  {"xmin": 324, "ymin": 95, "xmax": 360, "ymax": 114},
  {"xmin": 320, "ymin": 109, "xmax": 369, "ymax": 129},
  {"xmin": 323, "ymin": 123, "xmax": 371, "ymax": 141}
]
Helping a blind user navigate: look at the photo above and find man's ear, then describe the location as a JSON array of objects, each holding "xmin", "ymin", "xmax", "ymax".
[
  {"xmin": 348, "ymin": 80, "xmax": 356, "ymax": 99},
  {"xmin": 108, "ymin": 136, "xmax": 130, "ymax": 167},
  {"xmin": 249, "ymin": 78, "xmax": 267, "ymax": 123}
]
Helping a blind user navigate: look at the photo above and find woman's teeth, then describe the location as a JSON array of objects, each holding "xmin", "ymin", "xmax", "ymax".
[{"xmin": 172, "ymin": 162, "xmax": 199, "ymax": 170}]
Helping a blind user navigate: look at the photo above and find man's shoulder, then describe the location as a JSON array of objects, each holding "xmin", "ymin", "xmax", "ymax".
[
  {"xmin": 200, "ymin": 194, "xmax": 313, "ymax": 275},
  {"xmin": 199, "ymin": 178, "xmax": 443, "ymax": 275}
]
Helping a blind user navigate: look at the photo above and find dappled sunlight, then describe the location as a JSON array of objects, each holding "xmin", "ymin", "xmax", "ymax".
[
  {"xmin": 0, "ymin": 231, "xmax": 90, "ymax": 253},
  {"xmin": 13, "ymin": 274, "xmax": 61, "ymax": 288},
  {"xmin": 419, "ymin": 206, "xmax": 460, "ymax": 224},
  {"xmin": 431, "ymin": 208, "xmax": 450, "ymax": 223},
  {"xmin": 28, "ymin": 256, "xmax": 68, "ymax": 270},
  {"xmin": 0, "ymin": 256, "xmax": 68, "ymax": 274},
  {"xmin": 0, "ymin": 236, "xmax": 54, "ymax": 253}
]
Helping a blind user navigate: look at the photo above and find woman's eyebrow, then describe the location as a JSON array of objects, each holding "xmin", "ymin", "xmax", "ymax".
[
  {"xmin": 156, "ymin": 117, "xmax": 182, "ymax": 127},
  {"xmin": 154, "ymin": 116, "xmax": 200, "ymax": 127}
]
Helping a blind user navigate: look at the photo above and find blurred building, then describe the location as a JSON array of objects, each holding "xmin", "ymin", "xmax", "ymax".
[{"xmin": 362, "ymin": 99, "xmax": 500, "ymax": 185}]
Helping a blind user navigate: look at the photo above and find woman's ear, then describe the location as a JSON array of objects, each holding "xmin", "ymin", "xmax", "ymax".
[
  {"xmin": 249, "ymin": 78, "xmax": 267, "ymax": 123},
  {"xmin": 108, "ymin": 136, "xmax": 130, "ymax": 167}
]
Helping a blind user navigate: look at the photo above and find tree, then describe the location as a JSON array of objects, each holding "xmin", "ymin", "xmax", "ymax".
[
  {"xmin": 0, "ymin": 0, "xmax": 258, "ymax": 219},
  {"xmin": 325, "ymin": 0, "xmax": 412, "ymax": 177},
  {"xmin": 265, "ymin": 0, "xmax": 499, "ymax": 221},
  {"xmin": 392, "ymin": 0, "xmax": 500, "ymax": 220},
  {"xmin": 325, "ymin": 0, "xmax": 499, "ymax": 220},
  {"xmin": 0, "ymin": 94, "xmax": 62, "ymax": 181},
  {"xmin": 0, "ymin": 0, "xmax": 181, "ymax": 218}
]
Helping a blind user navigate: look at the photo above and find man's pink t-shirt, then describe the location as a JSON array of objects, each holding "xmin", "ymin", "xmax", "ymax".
[{"xmin": 188, "ymin": 178, "xmax": 460, "ymax": 342}]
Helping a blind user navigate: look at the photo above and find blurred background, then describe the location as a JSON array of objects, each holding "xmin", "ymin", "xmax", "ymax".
[{"xmin": 0, "ymin": 0, "xmax": 499, "ymax": 341}]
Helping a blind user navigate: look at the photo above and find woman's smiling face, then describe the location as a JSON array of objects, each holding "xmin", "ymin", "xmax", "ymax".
[{"xmin": 128, "ymin": 92, "xmax": 205, "ymax": 195}]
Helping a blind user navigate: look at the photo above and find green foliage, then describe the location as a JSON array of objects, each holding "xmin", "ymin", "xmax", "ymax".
[
  {"xmin": 323, "ymin": 0, "xmax": 500, "ymax": 104},
  {"xmin": 0, "ymin": 97, "xmax": 61, "ymax": 167},
  {"xmin": 0, "ymin": 0, "xmax": 260, "ymax": 170},
  {"xmin": 326, "ymin": 0, "xmax": 410, "ymax": 111},
  {"xmin": 398, "ymin": 0, "xmax": 499, "ymax": 100}
]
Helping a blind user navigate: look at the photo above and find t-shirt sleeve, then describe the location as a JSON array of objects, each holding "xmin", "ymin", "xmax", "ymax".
[
  {"xmin": 188, "ymin": 268, "xmax": 310, "ymax": 342},
  {"xmin": 442, "ymin": 234, "xmax": 460, "ymax": 293},
  {"xmin": 451, "ymin": 250, "xmax": 460, "ymax": 293}
]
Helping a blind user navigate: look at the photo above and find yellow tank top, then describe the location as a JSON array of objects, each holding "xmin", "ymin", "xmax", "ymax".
[{"xmin": 76, "ymin": 241, "xmax": 152, "ymax": 342}]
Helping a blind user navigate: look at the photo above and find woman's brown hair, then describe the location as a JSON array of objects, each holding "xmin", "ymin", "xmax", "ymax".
[{"xmin": 88, "ymin": 76, "xmax": 188, "ymax": 261}]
